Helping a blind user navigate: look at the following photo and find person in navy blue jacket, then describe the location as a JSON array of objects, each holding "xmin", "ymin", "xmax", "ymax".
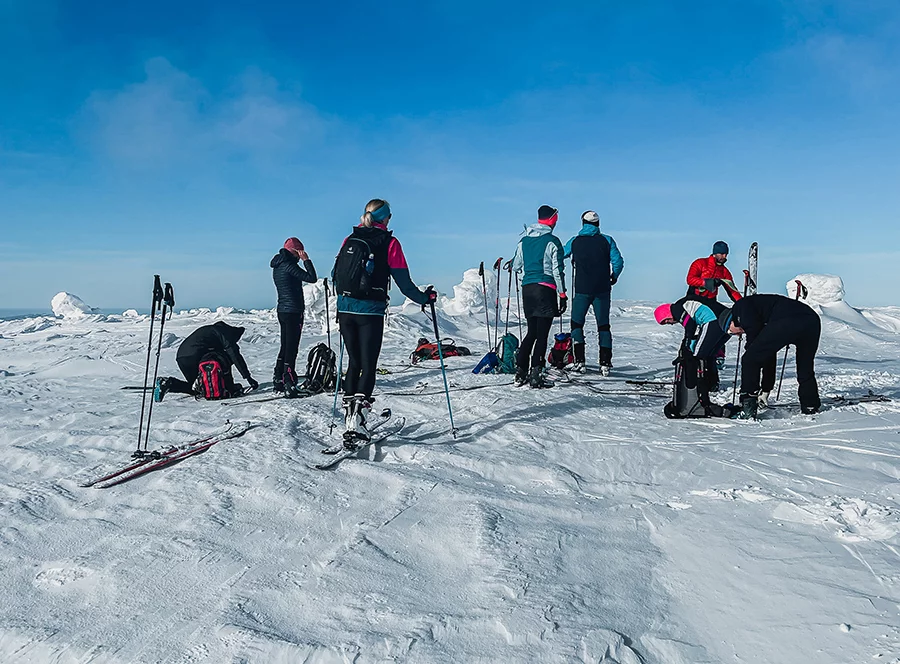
[
  {"xmin": 563, "ymin": 210, "xmax": 624, "ymax": 374},
  {"xmin": 271, "ymin": 237, "xmax": 317, "ymax": 394}
]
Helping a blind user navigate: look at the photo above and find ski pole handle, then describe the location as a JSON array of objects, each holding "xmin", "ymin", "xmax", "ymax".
[
  {"xmin": 493, "ymin": 257, "xmax": 503, "ymax": 271},
  {"xmin": 478, "ymin": 261, "xmax": 484, "ymax": 277},
  {"xmin": 163, "ymin": 283, "xmax": 175, "ymax": 308},
  {"xmin": 153, "ymin": 275, "xmax": 164, "ymax": 305}
]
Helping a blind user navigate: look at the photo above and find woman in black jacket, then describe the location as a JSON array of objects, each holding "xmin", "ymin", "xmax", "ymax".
[{"xmin": 272, "ymin": 237, "xmax": 317, "ymax": 393}]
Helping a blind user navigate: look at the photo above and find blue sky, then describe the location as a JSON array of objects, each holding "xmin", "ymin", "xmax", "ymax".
[{"xmin": 2, "ymin": 0, "xmax": 899, "ymax": 310}]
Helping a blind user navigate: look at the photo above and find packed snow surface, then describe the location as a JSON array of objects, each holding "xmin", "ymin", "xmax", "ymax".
[{"xmin": 2, "ymin": 272, "xmax": 900, "ymax": 663}]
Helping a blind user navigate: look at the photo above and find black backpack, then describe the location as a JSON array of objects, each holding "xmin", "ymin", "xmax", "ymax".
[
  {"xmin": 333, "ymin": 237, "xmax": 376, "ymax": 299},
  {"xmin": 664, "ymin": 353, "xmax": 732, "ymax": 418},
  {"xmin": 298, "ymin": 343, "xmax": 337, "ymax": 394}
]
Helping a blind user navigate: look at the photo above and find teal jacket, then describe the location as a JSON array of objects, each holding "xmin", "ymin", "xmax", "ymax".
[{"xmin": 511, "ymin": 224, "xmax": 567, "ymax": 293}]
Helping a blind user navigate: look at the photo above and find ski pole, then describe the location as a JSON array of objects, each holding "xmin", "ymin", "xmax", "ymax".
[
  {"xmin": 323, "ymin": 278, "xmax": 332, "ymax": 351},
  {"xmin": 429, "ymin": 301, "xmax": 457, "ymax": 438},
  {"xmin": 136, "ymin": 275, "xmax": 164, "ymax": 454},
  {"xmin": 328, "ymin": 333, "xmax": 344, "ymax": 435},
  {"xmin": 503, "ymin": 260, "xmax": 513, "ymax": 335},
  {"xmin": 731, "ymin": 270, "xmax": 750, "ymax": 405},
  {"xmin": 493, "ymin": 257, "xmax": 503, "ymax": 347},
  {"xmin": 515, "ymin": 272, "xmax": 523, "ymax": 338},
  {"xmin": 478, "ymin": 262, "xmax": 492, "ymax": 351},
  {"xmin": 141, "ymin": 282, "xmax": 174, "ymax": 454},
  {"xmin": 776, "ymin": 280, "xmax": 807, "ymax": 400}
]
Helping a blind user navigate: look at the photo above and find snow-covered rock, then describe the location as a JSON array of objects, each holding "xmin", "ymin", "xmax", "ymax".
[
  {"xmin": 787, "ymin": 274, "xmax": 844, "ymax": 306},
  {"xmin": 441, "ymin": 267, "xmax": 497, "ymax": 317},
  {"xmin": 50, "ymin": 292, "xmax": 96, "ymax": 319}
]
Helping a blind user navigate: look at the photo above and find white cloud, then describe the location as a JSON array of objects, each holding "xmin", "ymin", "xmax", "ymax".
[{"xmin": 82, "ymin": 57, "xmax": 326, "ymax": 170}]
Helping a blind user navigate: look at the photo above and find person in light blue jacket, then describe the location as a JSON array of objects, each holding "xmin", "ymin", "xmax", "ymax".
[
  {"xmin": 510, "ymin": 205, "xmax": 567, "ymax": 388},
  {"xmin": 563, "ymin": 211, "xmax": 624, "ymax": 374}
]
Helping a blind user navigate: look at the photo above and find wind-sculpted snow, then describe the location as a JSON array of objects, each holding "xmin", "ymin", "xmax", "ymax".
[
  {"xmin": 1, "ymin": 279, "xmax": 900, "ymax": 662},
  {"xmin": 50, "ymin": 292, "xmax": 97, "ymax": 319}
]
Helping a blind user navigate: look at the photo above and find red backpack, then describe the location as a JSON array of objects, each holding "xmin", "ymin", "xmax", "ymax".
[
  {"xmin": 196, "ymin": 359, "xmax": 229, "ymax": 400},
  {"xmin": 410, "ymin": 338, "xmax": 471, "ymax": 364},
  {"xmin": 548, "ymin": 332, "xmax": 574, "ymax": 369}
]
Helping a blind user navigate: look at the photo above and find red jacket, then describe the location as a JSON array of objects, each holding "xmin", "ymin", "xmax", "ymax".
[{"xmin": 686, "ymin": 256, "xmax": 742, "ymax": 301}]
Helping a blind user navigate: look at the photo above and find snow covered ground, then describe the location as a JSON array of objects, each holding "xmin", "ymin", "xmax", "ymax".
[{"xmin": 2, "ymin": 274, "xmax": 900, "ymax": 663}]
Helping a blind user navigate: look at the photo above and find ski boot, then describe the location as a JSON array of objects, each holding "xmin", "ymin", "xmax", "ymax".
[
  {"xmin": 273, "ymin": 371, "xmax": 284, "ymax": 394},
  {"xmin": 153, "ymin": 377, "xmax": 173, "ymax": 403},
  {"xmin": 732, "ymin": 393, "xmax": 759, "ymax": 420},
  {"xmin": 514, "ymin": 364, "xmax": 529, "ymax": 387},
  {"xmin": 529, "ymin": 366, "xmax": 554, "ymax": 389},
  {"xmin": 342, "ymin": 393, "xmax": 372, "ymax": 450},
  {"xmin": 757, "ymin": 390, "xmax": 770, "ymax": 411},
  {"xmin": 568, "ymin": 343, "xmax": 586, "ymax": 374},
  {"xmin": 283, "ymin": 366, "xmax": 301, "ymax": 398},
  {"xmin": 599, "ymin": 347, "xmax": 613, "ymax": 377}
]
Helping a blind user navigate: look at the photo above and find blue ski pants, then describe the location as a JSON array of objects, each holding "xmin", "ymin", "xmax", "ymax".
[{"xmin": 570, "ymin": 293, "xmax": 611, "ymax": 348}]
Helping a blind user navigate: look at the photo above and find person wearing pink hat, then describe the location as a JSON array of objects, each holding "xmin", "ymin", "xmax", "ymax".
[
  {"xmin": 271, "ymin": 237, "xmax": 317, "ymax": 394},
  {"xmin": 655, "ymin": 296, "xmax": 732, "ymax": 391}
]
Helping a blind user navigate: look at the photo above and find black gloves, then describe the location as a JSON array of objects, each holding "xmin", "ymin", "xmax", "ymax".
[
  {"xmin": 610, "ymin": 274, "xmax": 618, "ymax": 286},
  {"xmin": 248, "ymin": 377, "xmax": 259, "ymax": 391},
  {"xmin": 558, "ymin": 294, "xmax": 568, "ymax": 315},
  {"xmin": 703, "ymin": 278, "xmax": 719, "ymax": 292},
  {"xmin": 423, "ymin": 286, "xmax": 438, "ymax": 304}
]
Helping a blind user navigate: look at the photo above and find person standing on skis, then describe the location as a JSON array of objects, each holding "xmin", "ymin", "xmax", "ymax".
[
  {"xmin": 686, "ymin": 241, "xmax": 742, "ymax": 303},
  {"xmin": 332, "ymin": 199, "xmax": 436, "ymax": 447},
  {"xmin": 511, "ymin": 205, "xmax": 567, "ymax": 388},
  {"xmin": 563, "ymin": 210, "xmax": 624, "ymax": 375},
  {"xmin": 728, "ymin": 294, "xmax": 821, "ymax": 419},
  {"xmin": 271, "ymin": 237, "xmax": 317, "ymax": 395}
]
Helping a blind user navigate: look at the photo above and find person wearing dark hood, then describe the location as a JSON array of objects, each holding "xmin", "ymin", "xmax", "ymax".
[
  {"xmin": 728, "ymin": 294, "xmax": 822, "ymax": 419},
  {"xmin": 271, "ymin": 237, "xmax": 317, "ymax": 394},
  {"xmin": 332, "ymin": 199, "xmax": 436, "ymax": 446},
  {"xmin": 154, "ymin": 321, "xmax": 258, "ymax": 401}
]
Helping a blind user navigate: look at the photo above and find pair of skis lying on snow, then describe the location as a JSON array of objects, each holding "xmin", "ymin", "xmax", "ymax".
[{"xmin": 81, "ymin": 411, "xmax": 406, "ymax": 487}]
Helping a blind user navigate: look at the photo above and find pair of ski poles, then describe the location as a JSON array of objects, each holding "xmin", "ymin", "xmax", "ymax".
[{"xmin": 135, "ymin": 275, "xmax": 175, "ymax": 458}]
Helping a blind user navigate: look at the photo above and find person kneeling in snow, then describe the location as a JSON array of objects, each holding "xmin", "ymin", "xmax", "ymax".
[
  {"xmin": 154, "ymin": 322, "xmax": 258, "ymax": 401},
  {"xmin": 655, "ymin": 297, "xmax": 735, "ymax": 417},
  {"xmin": 728, "ymin": 294, "xmax": 821, "ymax": 419}
]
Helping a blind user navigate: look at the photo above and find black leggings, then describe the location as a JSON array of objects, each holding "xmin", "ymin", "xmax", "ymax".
[
  {"xmin": 517, "ymin": 316, "xmax": 554, "ymax": 371},
  {"xmin": 275, "ymin": 312, "xmax": 304, "ymax": 379},
  {"xmin": 338, "ymin": 313, "xmax": 385, "ymax": 398}
]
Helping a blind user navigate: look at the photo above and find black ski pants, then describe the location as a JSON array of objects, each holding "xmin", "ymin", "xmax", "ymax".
[
  {"xmin": 517, "ymin": 316, "xmax": 554, "ymax": 372},
  {"xmin": 275, "ymin": 312, "xmax": 304, "ymax": 380},
  {"xmin": 741, "ymin": 313, "xmax": 821, "ymax": 409},
  {"xmin": 338, "ymin": 313, "xmax": 384, "ymax": 399}
]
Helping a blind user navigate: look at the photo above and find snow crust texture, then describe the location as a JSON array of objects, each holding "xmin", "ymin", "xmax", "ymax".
[{"xmin": 1, "ymin": 273, "xmax": 900, "ymax": 662}]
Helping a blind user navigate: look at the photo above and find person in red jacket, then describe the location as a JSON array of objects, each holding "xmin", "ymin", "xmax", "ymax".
[{"xmin": 686, "ymin": 241, "xmax": 742, "ymax": 303}]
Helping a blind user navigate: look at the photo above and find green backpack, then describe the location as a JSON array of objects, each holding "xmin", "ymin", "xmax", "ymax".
[{"xmin": 496, "ymin": 333, "xmax": 519, "ymax": 374}]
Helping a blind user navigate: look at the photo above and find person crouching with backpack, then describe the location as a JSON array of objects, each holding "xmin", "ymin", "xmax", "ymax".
[
  {"xmin": 332, "ymin": 199, "xmax": 437, "ymax": 448},
  {"xmin": 271, "ymin": 237, "xmax": 317, "ymax": 395},
  {"xmin": 511, "ymin": 205, "xmax": 568, "ymax": 388}
]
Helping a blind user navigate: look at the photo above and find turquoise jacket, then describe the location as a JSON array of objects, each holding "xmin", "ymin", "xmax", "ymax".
[{"xmin": 511, "ymin": 224, "xmax": 566, "ymax": 293}]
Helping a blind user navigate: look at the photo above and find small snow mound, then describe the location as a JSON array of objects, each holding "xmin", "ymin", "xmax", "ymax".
[
  {"xmin": 788, "ymin": 274, "xmax": 844, "ymax": 306},
  {"xmin": 122, "ymin": 309, "xmax": 140, "ymax": 318},
  {"xmin": 215, "ymin": 306, "xmax": 234, "ymax": 317},
  {"xmin": 441, "ymin": 268, "xmax": 496, "ymax": 317},
  {"xmin": 51, "ymin": 292, "xmax": 96, "ymax": 319}
]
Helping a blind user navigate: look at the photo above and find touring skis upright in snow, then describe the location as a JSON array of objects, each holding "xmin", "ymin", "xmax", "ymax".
[{"xmin": 732, "ymin": 243, "xmax": 758, "ymax": 402}]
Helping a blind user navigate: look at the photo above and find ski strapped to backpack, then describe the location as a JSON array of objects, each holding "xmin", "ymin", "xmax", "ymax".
[{"xmin": 411, "ymin": 337, "xmax": 471, "ymax": 364}]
